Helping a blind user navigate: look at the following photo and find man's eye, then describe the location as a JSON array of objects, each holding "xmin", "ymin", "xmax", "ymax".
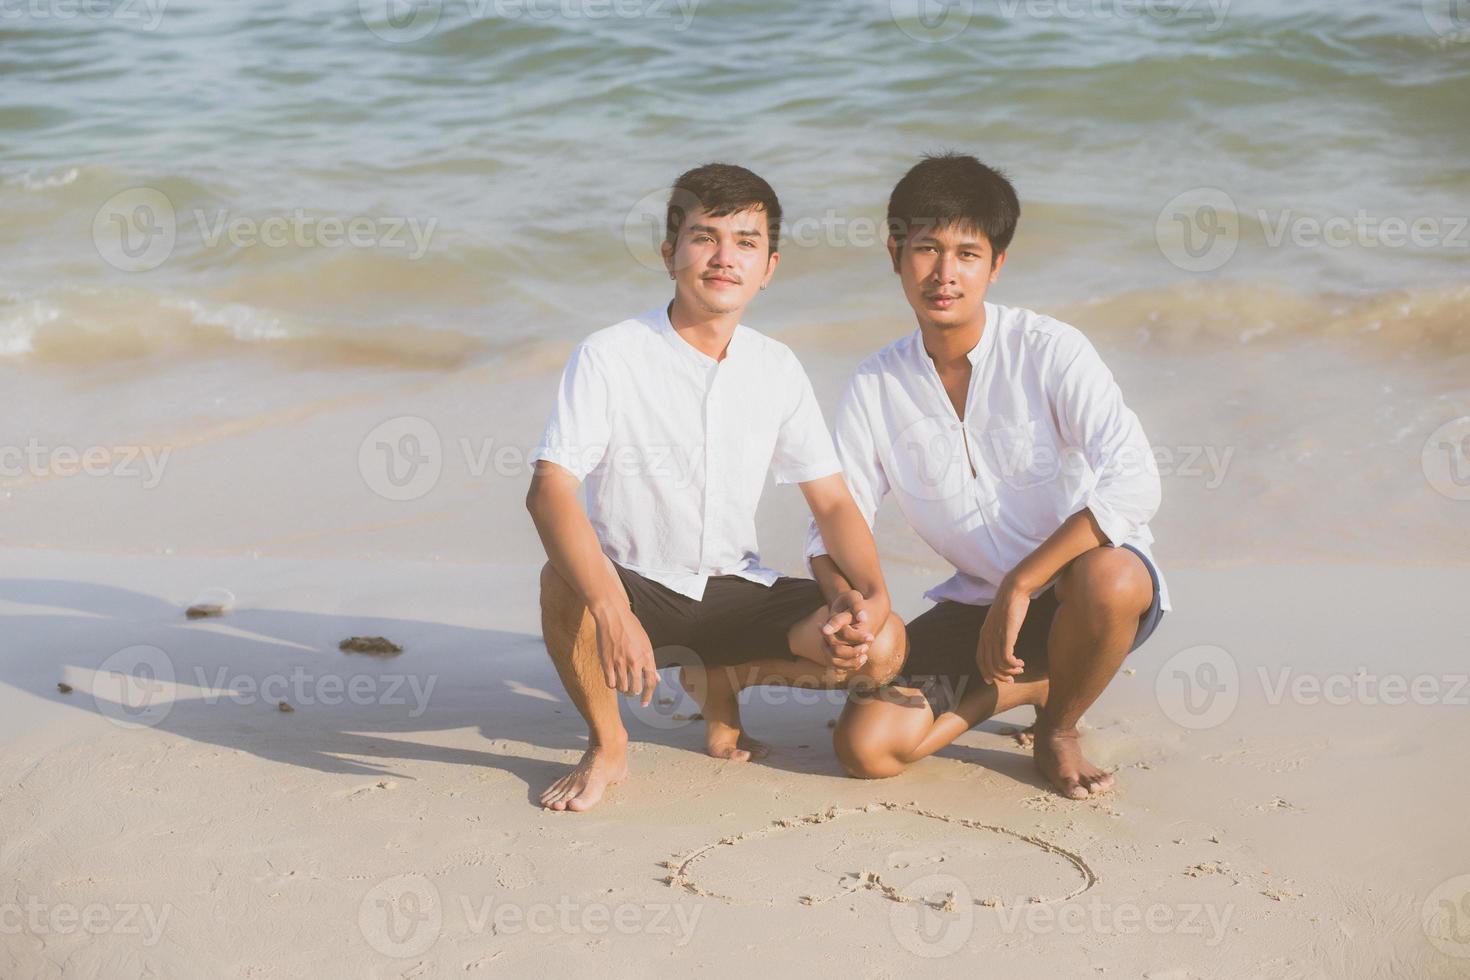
[{"xmin": 740, "ymin": 240, "xmax": 756, "ymax": 248}]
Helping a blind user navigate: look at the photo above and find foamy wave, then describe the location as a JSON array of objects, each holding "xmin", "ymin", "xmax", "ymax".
[
  {"xmin": 4, "ymin": 167, "xmax": 80, "ymax": 192},
  {"xmin": 1054, "ymin": 282, "xmax": 1470, "ymax": 360},
  {"xmin": 0, "ymin": 286, "xmax": 488, "ymax": 369}
]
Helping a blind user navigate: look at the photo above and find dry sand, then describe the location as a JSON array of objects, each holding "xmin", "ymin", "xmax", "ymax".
[{"xmin": 2, "ymin": 548, "xmax": 1467, "ymax": 978}]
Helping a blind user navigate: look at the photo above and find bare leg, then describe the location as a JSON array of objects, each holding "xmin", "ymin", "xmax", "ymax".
[
  {"xmin": 833, "ymin": 673, "xmax": 1050, "ymax": 778},
  {"xmin": 677, "ymin": 662, "xmax": 771, "ymax": 762},
  {"xmin": 676, "ymin": 609, "xmax": 909, "ymax": 760},
  {"xmin": 536, "ymin": 561, "xmax": 629, "ymax": 812},
  {"xmin": 1034, "ymin": 546, "xmax": 1153, "ymax": 799}
]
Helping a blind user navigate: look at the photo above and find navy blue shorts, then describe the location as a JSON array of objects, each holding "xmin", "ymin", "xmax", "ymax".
[{"xmin": 899, "ymin": 543, "xmax": 1165, "ymax": 714}]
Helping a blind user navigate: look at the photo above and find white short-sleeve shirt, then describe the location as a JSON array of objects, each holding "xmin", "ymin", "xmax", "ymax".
[
  {"xmin": 806, "ymin": 302, "xmax": 1170, "ymax": 611},
  {"xmin": 534, "ymin": 304, "xmax": 841, "ymax": 601}
]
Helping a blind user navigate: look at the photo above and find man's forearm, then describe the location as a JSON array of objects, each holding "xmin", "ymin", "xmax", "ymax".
[
  {"xmin": 526, "ymin": 472, "xmax": 627, "ymax": 621},
  {"xmin": 1003, "ymin": 506, "xmax": 1108, "ymax": 596},
  {"xmin": 809, "ymin": 554, "xmax": 854, "ymax": 606},
  {"xmin": 811, "ymin": 504, "xmax": 890, "ymax": 618}
]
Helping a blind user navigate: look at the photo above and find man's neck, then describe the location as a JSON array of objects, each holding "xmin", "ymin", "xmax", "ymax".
[
  {"xmin": 668, "ymin": 295, "xmax": 741, "ymax": 361},
  {"xmin": 919, "ymin": 307, "xmax": 986, "ymax": 371}
]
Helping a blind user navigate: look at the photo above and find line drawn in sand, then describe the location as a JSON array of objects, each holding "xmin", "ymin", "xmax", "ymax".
[{"xmin": 661, "ymin": 800, "xmax": 1097, "ymax": 910}]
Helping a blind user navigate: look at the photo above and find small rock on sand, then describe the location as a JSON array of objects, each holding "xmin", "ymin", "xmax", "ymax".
[
  {"xmin": 56, "ymin": 682, "xmax": 73, "ymax": 694},
  {"xmin": 339, "ymin": 636, "xmax": 403, "ymax": 656},
  {"xmin": 185, "ymin": 587, "xmax": 235, "ymax": 619},
  {"xmin": 277, "ymin": 701, "xmax": 294, "ymax": 713}
]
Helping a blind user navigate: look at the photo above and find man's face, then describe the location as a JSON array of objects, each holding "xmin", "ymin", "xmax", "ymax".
[
  {"xmin": 889, "ymin": 222, "xmax": 1006, "ymax": 330},
  {"xmin": 662, "ymin": 207, "xmax": 779, "ymax": 317}
]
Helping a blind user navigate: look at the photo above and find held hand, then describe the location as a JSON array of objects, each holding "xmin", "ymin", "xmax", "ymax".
[
  {"xmin": 595, "ymin": 608, "xmax": 660, "ymax": 707},
  {"xmin": 820, "ymin": 589, "xmax": 877, "ymax": 671},
  {"xmin": 977, "ymin": 586, "xmax": 1030, "ymax": 685}
]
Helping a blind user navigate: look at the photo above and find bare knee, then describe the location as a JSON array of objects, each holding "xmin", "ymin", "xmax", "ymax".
[
  {"xmin": 832, "ymin": 711, "xmax": 909, "ymax": 779},
  {"xmin": 1056, "ymin": 547, "xmax": 1151, "ymax": 619},
  {"xmin": 834, "ymin": 613, "xmax": 907, "ymax": 691}
]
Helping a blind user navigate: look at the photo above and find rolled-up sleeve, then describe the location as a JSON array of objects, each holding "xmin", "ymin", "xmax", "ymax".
[
  {"xmin": 804, "ymin": 373, "xmax": 890, "ymax": 561},
  {"xmin": 531, "ymin": 344, "xmax": 611, "ymax": 481},
  {"xmin": 1051, "ymin": 334, "xmax": 1161, "ymax": 546},
  {"xmin": 770, "ymin": 356, "xmax": 842, "ymax": 485}
]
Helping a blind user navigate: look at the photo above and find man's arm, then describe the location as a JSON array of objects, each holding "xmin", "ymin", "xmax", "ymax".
[
  {"xmin": 802, "ymin": 474, "xmax": 892, "ymax": 650},
  {"xmin": 978, "ymin": 328, "xmax": 1160, "ymax": 684},
  {"xmin": 800, "ymin": 372, "xmax": 893, "ymax": 658},
  {"xmin": 526, "ymin": 461, "xmax": 660, "ymax": 706},
  {"xmin": 977, "ymin": 508, "xmax": 1107, "ymax": 684}
]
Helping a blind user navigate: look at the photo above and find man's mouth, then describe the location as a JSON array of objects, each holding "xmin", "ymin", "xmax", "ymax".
[
  {"xmin": 703, "ymin": 275, "xmax": 741, "ymax": 287},
  {"xmin": 926, "ymin": 293, "xmax": 960, "ymax": 308}
]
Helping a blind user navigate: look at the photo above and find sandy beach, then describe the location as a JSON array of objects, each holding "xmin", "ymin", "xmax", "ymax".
[
  {"xmin": 3, "ymin": 545, "xmax": 1468, "ymax": 978},
  {"xmin": 5, "ymin": 2, "xmax": 1469, "ymax": 976}
]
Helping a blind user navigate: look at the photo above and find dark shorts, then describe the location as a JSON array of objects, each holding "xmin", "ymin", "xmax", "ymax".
[
  {"xmin": 612, "ymin": 563, "xmax": 822, "ymax": 669},
  {"xmin": 900, "ymin": 543, "xmax": 1166, "ymax": 714}
]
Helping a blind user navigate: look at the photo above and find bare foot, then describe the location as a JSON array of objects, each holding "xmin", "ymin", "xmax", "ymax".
[
  {"xmin": 1010, "ymin": 678, "xmax": 1050, "ymax": 746},
  {"xmin": 539, "ymin": 742, "xmax": 628, "ymax": 812},
  {"xmin": 706, "ymin": 728, "xmax": 770, "ymax": 762},
  {"xmin": 1033, "ymin": 724, "xmax": 1114, "ymax": 800},
  {"xmin": 680, "ymin": 665, "xmax": 767, "ymax": 763}
]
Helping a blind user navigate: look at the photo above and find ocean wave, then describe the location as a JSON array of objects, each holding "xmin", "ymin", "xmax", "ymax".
[{"xmin": 0, "ymin": 286, "xmax": 489, "ymax": 369}]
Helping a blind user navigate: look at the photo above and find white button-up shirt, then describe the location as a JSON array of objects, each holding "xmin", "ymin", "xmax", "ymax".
[
  {"xmin": 534, "ymin": 304, "xmax": 841, "ymax": 601},
  {"xmin": 807, "ymin": 302, "xmax": 1170, "ymax": 611}
]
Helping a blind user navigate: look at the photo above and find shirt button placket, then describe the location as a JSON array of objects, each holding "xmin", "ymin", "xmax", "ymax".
[{"xmin": 700, "ymin": 365, "xmax": 720, "ymax": 574}]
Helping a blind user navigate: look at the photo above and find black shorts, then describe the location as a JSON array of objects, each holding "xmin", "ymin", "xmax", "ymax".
[
  {"xmin": 900, "ymin": 543, "xmax": 1166, "ymax": 714},
  {"xmin": 612, "ymin": 563, "xmax": 822, "ymax": 669}
]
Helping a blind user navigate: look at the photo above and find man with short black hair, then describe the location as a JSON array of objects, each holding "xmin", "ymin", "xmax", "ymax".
[
  {"xmin": 813, "ymin": 153, "xmax": 1170, "ymax": 799},
  {"xmin": 528, "ymin": 163, "xmax": 907, "ymax": 812}
]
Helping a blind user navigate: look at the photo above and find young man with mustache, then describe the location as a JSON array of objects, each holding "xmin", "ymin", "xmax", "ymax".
[
  {"xmin": 527, "ymin": 163, "xmax": 907, "ymax": 812},
  {"xmin": 811, "ymin": 153, "xmax": 1170, "ymax": 800}
]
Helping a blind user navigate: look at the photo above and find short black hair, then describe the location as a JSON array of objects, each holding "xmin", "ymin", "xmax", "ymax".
[
  {"xmin": 665, "ymin": 163, "xmax": 782, "ymax": 254},
  {"xmin": 887, "ymin": 153, "xmax": 1019, "ymax": 262}
]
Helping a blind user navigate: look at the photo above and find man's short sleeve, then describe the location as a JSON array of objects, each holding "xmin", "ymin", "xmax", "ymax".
[
  {"xmin": 770, "ymin": 353, "xmax": 841, "ymax": 485},
  {"xmin": 531, "ymin": 344, "xmax": 612, "ymax": 481}
]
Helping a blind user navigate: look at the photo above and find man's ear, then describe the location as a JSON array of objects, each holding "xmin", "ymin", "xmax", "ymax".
[
  {"xmin": 886, "ymin": 234, "xmax": 901, "ymax": 274},
  {"xmin": 660, "ymin": 238, "xmax": 676, "ymax": 278},
  {"xmin": 990, "ymin": 249, "xmax": 1008, "ymax": 282},
  {"xmin": 761, "ymin": 249, "xmax": 780, "ymax": 287}
]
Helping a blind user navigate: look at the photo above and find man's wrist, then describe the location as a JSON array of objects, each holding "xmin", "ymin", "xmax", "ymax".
[
  {"xmin": 589, "ymin": 600, "xmax": 627, "ymax": 626},
  {"xmin": 998, "ymin": 572, "xmax": 1035, "ymax": 600}
]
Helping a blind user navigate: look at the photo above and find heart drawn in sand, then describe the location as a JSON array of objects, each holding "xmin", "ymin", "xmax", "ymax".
[{"xmin": 661, "ymin": 801, "xmax": 1097, "ymax": 911}]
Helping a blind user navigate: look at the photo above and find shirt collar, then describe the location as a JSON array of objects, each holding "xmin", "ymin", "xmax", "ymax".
[
  {"xmin": 909, "ymin": 301, "xmax": 999, "ymax": 368},
  {"xmin": 656, "ymin": 302, "xmax": 742, "ymax": 366}
]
